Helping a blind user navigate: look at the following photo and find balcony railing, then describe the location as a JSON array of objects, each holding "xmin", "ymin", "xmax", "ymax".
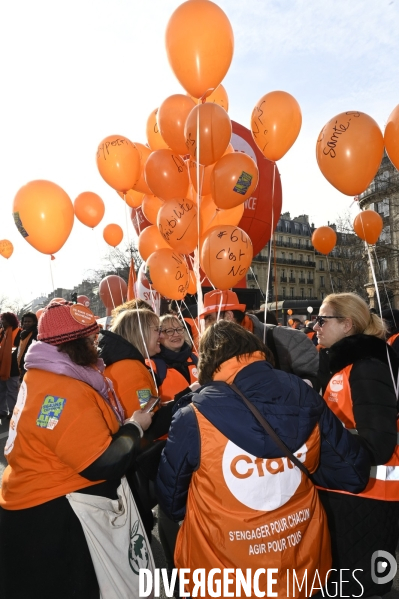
[
  {"xmin": 298, "ymin": 278, "xmax": 306, "ymax": 284},
  {"xmin": 280, "ymin": 277, "xmax": 287, "ymax": 282},
  {"xmin": 289, "ymin": 277, "xmax": 296, "ymax": 283}
]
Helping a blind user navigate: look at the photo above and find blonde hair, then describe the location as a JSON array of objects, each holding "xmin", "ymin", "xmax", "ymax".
[
  {"xmin": 323, "ymin": 293, "xmax": 386, "ymax": 339},
  {"xmin": 111, "ymin": 298, "xmax": 153, "ymax": 321},
  {"xmin": 159, "ymin": 314, "xmax": 191, "ymax": 346},
  {"xmin": 111, "ymin": 309, "xmax": 159, "ymax": 357}
]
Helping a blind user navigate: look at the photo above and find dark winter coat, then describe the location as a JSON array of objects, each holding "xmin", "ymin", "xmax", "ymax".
[
  {"xmin": 318, "ymin": 333, "xmax": 399, "ymax": 597},
  {"xmin": 156, "ymin": 359, "xmax": 370, "ymax": 523}
]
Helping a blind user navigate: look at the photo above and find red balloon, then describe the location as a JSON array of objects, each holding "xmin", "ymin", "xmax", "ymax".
[
  {"xmin": 311, "ymin": 226, "xmax": 337, "ymax": 255},
  {"xmin": 77, "ymin": 295, "xmax": 90, "ymax": 307},
  {"xmin": 99, "ymin": 275, "xmax": 127, "ymax": 310},
  {"xmin": 353, "ymin": 210, "xmax": 383, "ymax": 245},
  {"xmin": 131, "ymin": 206, "xmax": 151, "ymax": 236},
  {"xmin": 232, "ymin": 121, "xmax": 282, "ymax": 256}
]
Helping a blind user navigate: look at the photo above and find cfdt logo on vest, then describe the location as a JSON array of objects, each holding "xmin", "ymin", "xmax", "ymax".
[{"xmin": 222, "ymin": 440, "xmax": 308, "ymax": 511}]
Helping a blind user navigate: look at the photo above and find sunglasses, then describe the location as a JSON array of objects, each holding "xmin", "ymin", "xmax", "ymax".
[{"xmin": 315, "ymin": 315, "xmax": 345, "ymax": 327}]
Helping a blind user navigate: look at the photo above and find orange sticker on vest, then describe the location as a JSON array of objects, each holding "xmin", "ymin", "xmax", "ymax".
[{"xmin": 69, "ymin": 304, "xmax": 96, "ymax": 325}]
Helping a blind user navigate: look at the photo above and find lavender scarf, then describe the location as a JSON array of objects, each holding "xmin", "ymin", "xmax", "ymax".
[{"xmin": 24, "ymin": 341, "xmax": 124, "ymax": 423}]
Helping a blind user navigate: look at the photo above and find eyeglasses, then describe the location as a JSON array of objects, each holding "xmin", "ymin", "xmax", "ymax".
[
  {"xmin": 160, "ymin": 327, "xmax": 185, "ymax": 337},
  {"xmin": 315, "ymin": 315, "xmax": 345, "ymax": 327}
]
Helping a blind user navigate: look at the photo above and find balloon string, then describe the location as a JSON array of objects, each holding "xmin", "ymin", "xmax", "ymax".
[
  {"xmin": 182, "ymin": 298, "xmax": 201, "ymax": 338},
  {"xmin": 123, "ymin": 193, "xmax": 133, "ymax": 260},
  {"xmin": 177, "ymin": 303, "xmax": 198, "ymax": 353},
  {"xmin": 326, "ymin": 255, "xmax": 335, "ymax": 293},
  {"xmin": 49, "ymin": 257, "xmax": 55, "ymax": 293},
  {"xmin": 195, "ymin": 102, "xmax": 203, "ymax": 325},
  {"xmin": 263, "ymin": 162, "xmax": 276, "ymax": 343},
  {"xmin": 249, "ymin": 266, "xmax": 265, "ymax": 301},
  {"xmin": 105, "ymin": 276, "xmax": 116, "ymax": 310},
  {"xmin": 372, "ymin": 246, "xmax": 394, "ymax": 316},
  {"xmin": 274, "ymin": 229, "xmax": 278, "ymax": 323},
  {"xmin": 365, "ymin": 242, "xmax": 398, "ymax": 398},
  {"xmin": 135, "ymin": 305, "xmax": 159, "ymax": 395}
]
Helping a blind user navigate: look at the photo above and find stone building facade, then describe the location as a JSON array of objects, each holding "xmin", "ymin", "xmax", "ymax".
[
  {"xmin": 358, "ymin": 152, "xmax": 399, "ymax": 310},
  {"xmin": 247, "ymin": 212, "xmax": 366, "ymax": 304}
]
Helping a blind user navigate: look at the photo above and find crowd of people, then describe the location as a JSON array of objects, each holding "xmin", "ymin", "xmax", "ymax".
[{"xmin": 0, "ymin": 290, "xmax": 397, "ymax": 599}]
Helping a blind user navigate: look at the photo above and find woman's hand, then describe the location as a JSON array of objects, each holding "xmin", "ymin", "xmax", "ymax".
[{"xmin": 130, "ymin": 409, "xmax": 153, "ymax": 431}]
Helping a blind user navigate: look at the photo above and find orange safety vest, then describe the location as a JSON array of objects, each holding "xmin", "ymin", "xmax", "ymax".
[
  {"xmin": 175, "ymin": 406, "xmax": 331, "ymax": 599},
  {"xmin": 149, "ymin": 356, "xmax": 198, "ymax": 403},
  {"xmin": 387, "ymin": 332, "xmax": 399, "ymax": 347},
  {"xmin": 324, "ymin": 365, "xmax": 399, "ymax": 501}
]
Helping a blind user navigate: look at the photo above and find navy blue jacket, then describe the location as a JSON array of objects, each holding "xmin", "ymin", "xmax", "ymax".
[{"xmin": 156, "ymin": 360, "xmax": 371, "ymax": 522}]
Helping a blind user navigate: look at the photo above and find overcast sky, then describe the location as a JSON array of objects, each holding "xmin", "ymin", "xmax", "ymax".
[{"xmin": 0, "ymin": 0, "xmax": 398, "ymax": 306}]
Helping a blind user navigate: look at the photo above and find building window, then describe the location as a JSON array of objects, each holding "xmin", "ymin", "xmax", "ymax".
[
  {"xmin": 289, "ymin": 253, "xmax": 293, "ymax": 261},
  {"xmin": 285, "ymin": 222, "xmax": 290, "ymax": 232},
  {"xmin": 320, "ymin": 276, "xmax": 325, "ymax": 286},
  {"xmin": 377, "ymin": 198, "xmax": 390, "ymax": 217},
  {"xmin": 290, "ymin": 288, "xmax": 294, "ymax": 298},
  {"xmin": 301, "ymin": 288, "xmax": 304, "ymax": 298},
  {"xmin": 307, "ymin": 255, "xmax": 311, "ymax": 262},
  {"xmin": 294, "ymin": 222, "xmax": 300, "ymax": 233},
  {"xmin": 319, "ymin": 260, "xmax": 324, "ymax": 270},
  {"xmin": 380, "ymin": 225, "xmax": 391, "ymax": 244},
  {"xmin": 321, "ymin": 292, "xmax": 325, "ymax": 300},
  {"xmin": 282, "ymin": 287, "xmax": 286, "ymax": 297},
  {"xmin": 308, "ymin": 289, "xmax": 312, "ymax": 297},
  {"xmin": 330, "ymin": 262, "xmax": 334, "ymax": 271},
  {"xmin": 281, "ymin": 252, "xmax": 285, "ymax": 259},
  {"xmin": 278, "ymin": 235, "xmax": 283, "ymax": 244},
  {"xmin": 299, "ymin": 254, "xmax": 303, "ymax": 262},
  {"xmin": 281, "ymin": 268, "xmax": 285, "ymax": 277}
]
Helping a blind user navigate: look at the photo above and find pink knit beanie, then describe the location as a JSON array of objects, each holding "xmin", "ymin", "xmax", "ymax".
[{"xmin": 38, "ymin": 300, "xmax": 99, "ymax": 345}]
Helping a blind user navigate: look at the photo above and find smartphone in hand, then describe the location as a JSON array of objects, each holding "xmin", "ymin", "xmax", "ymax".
[{"xmin": 142, "ymin": 395, "xmax": 161, "ymax": 413}]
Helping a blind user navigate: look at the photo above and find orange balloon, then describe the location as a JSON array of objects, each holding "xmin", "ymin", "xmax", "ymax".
[
  {"xmin": 353, "ymin": 210, "xmax": 383, "ymax": 245},
  {"xmin": 209, "ymin": 204, "xmax": 244, "ymax": 229},
  {"xmin": 287, "ymin": 309, "xmax": 293, "ymax": 315},
  {"xmin": 199, "ymin": 195, "xmax": 217, "ymax": 235},
  {"xmin": 96, "ymin": 135, "xmax": 140, "ymax": 193},
  {"xmin": 190, "ymin": 83, "xmax": 229, "ymax": 112},
  {"xmin": 0, "ymin": 240, "xmax": 13, "ymax": 259},
  {"xmin": 103, "ymin": 223, "xmax": 123, "ymax": 247},
  {"xmin": 158, "ymin": 94, "xmax": 196, "ymax": 155},
  {"xmin": 200, "ymin": 225, "xmax": 253, "ymax": 289},
  {"xmin": 211, "ymin": 152, "xmax": 259, "ymax": 209},
  {"xmin": 185, "ymin": 103, "xmax": 232, "ymax": 166},
  {"xmin": 223, "ymin": 143, "xmax": 234, "ymax": 156},
  {"xmin": 138, "ymin": 225, "xmax": 171, "ymax": 261},
  {"xmin": 147, "ymin": 248, "xmax": 189, "ymax": 300},
  {"xmin": 165, "ymin": 0, "xmax": 234, "ymax": 99},
  {"xmin": 146, "ymin": 109, "xmax": 170, "ymax": 151},
  {"xmin": 132, "ymin": 143, "xmax": 153, "ymax": 195},
  {"xmin": 384, "ymin": 104, "xmax": 399, "ymax": 171},
  {"xmin": 145, "ymin": 150, "xmax": 189, "ymax": 200},
  {"xmin": 99, "ymin": 275, "xmax": 127, "ymax": 309},
  {"xmin": 141, "ymin": 194, "xmax": 164, "ymax": 225},
  {"xmin": 187, "ymin": 270, "xmax": 197, "ymax": 295},
  {"xmin": 157, "ymin": 198, "xmax": 198, "ymax": 254},
  {"xmin": 13, "ymin": 180, "xmax": 74, "ymax": 255},
  {"xmin": 316, "ymin": 111, "xmax": 384, "ymax": 196},
  {"xmin": 188, "ymin": 159, "xmax": 214, "ymax": 196},
  {"xmin": 311, "ymin": 226, "xmax": 337, "ymax": 255},
  {"xmin": 251, "ymin": 91, "xmax": 302, "ymax": 161},
  {"xmin": 74, "ymin": 192, "xmax": 105, "ymax": 228},
  {"xmin": 117, "ymin": 189, "xmax": 144, "ymax": 208}
]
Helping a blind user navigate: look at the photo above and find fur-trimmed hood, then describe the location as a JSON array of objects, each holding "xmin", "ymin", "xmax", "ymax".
[{"xmin": 328, "ymin": 333, "xmax": 398, "ymax": 375}]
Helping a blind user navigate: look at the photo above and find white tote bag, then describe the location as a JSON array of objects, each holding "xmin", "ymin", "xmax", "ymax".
[{"xmin": 67, "ymin": 476, "xmax": 154, "ymax": 599}]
